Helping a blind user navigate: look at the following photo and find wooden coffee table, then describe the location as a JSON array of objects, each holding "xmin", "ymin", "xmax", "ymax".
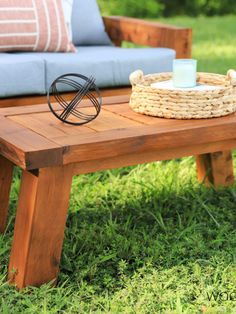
[{"xmin": 0, "ymin": 95, "xmax": 235, "ymax": 289}]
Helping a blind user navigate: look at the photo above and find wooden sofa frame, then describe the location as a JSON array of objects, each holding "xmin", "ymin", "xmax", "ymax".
[{"xmin": 0, "ymin": 16, "xmax": 231, "ymax": 187}]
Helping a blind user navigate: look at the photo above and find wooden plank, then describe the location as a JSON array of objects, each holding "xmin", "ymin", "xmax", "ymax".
[
  {"xmin": 2, "ymin": 101, "xmax": 236, "ymax": 169},
  {"xmin": 9, "ymin": 112, "xmax": 95, "ymax": 139},
  {"xmin": 8, "ymin": 165, "xmax": 73, "ymax": 289},
  {"xmin": 103, "ymin": 104, "xmax": 236, "ymax": 129},
  {"xmin": 6, "ymin": 100, "xmax": 236, "ymax": 140},
  {"xmin": 81, "ymin": 108, "xmax": 142, "ymax": 132},
  {"xmin": 76, "ymin": 102, "xmax": 236, "ymax": 134},
  {"xmin": 0, "ymin": 94, "xmax": 130, "ymax": 117},
  {"xmin": 73, "ymin": 139, "xmax": 236, "ymax": 175},
  {"xmin": 60, "ymin": 120, "xmax": 236, "ymax": 164},
  {"xmin": 53, "ymin": 114, "xmax": 227, "ymax": 146},
  {"xmin": 24, "ymin": 149, "xmax": 63, "ymax": 170},
  {"xmin": 0, "ymin": 117, "xmax": 61, "ymax": 152},
  {"xmin": 103, "ymin": 16, "xmax": 192, "ymax": 58},
  {"xmin": 0, "ymin": 155, "xmax": 14, "ymax": 233},
  {"xmin": 6, "ymin": 104, "xmax": 142, "ymax": 148},
  {"xmin": 0, "ymin": 87, "xmax": 131, "ymax": 109},
  {"xmin": 196, "ymin": 151, "xmax": 234, "ymax": 187},
  {"xmin": 103, "ymin": 103, "xmax": 189, "ymax": 125},
  {"xmin": 103, "ymin": 103, "xmax": 158, "ymax": 125},
  {"xmin": 0, "ymin": 117, "xmax": 63, "ymax": 169}
]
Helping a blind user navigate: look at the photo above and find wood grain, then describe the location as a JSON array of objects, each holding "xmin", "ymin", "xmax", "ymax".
[
  {"xmin": 0, "ymin": 87, "xmax": 131, "ymax": 109},
  {"xmin": 103, "ymin": 16, "xmax": 192, "ymax": 58},
  {"xmin": 1, "ymin": 102, "xmax": 236, "ymax": 169},
  {"xmin": 9, "ymin": 112, "xmax": 95, "ymax": 139},
  {"xmin": 8, "ymin": 165, "xmax": 73, "ymax": 288},
  {"xmin": 103, "ymin": 103, "xmax": 206, "ymax": 126},
  {"xmin": 196, "ymin": 151, "xmax": 234, "ymax": 187},
  {"xmin": 0, "ymin": 116, "xmax": 63, "ymax": 169},
  {"xmin": 73, "ymin": 139, "xmax": 236, "ymax": 176},
  {"xmin": 0, "ymin": 94, "xmax": 130, "ymax": 116},
  {"xmin": 0, "ymin": 155, "xmax": 14, "ymax": 233},
  {"xmin": 75, "ymin": 108, "xmax": 142, "ymax": 132},
  {"xmin": 60, "ymin": 119, "xmax": 236, "ymax": 164}
]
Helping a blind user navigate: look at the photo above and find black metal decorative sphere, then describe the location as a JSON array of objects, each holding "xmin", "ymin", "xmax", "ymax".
[{"xmin": 47, "ymin": 73, "xmax": 101, "ymax": 125}]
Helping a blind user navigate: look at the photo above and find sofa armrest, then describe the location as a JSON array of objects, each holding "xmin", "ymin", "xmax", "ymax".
[{"xmin": 103, "ymin": 16, "xmax": 192, "ymax": 58}]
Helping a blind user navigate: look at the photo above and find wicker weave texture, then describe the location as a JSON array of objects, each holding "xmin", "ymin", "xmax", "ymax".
[{"xmin": 129, "ymin": 70, "xmax": 236, "ymax": 119}]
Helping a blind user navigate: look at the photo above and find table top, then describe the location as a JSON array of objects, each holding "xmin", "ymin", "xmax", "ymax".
[{"xmin": 1, "ymin": 94, "xmax": 236, "ymax": 170}]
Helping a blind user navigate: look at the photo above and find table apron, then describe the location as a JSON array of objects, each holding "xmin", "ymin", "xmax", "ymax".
[{"xmin": 72, "ymin": 138, "xmax": 236, "ymax": 175}]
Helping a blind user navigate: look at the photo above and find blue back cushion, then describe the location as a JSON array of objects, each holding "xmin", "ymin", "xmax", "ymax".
[{"xmin": 71, "ymin": 0, "xmax": 112, "ymax": 46}]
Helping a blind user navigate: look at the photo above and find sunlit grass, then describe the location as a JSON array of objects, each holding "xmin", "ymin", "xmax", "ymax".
[{"xmin": 159, "ymin": 15, "xmax": 236, "ymax": 74}]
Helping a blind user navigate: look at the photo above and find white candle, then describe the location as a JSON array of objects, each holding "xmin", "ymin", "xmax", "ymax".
[{"xmin": 173, "ymin": 59, "xmax": 197, "ymax": 88}]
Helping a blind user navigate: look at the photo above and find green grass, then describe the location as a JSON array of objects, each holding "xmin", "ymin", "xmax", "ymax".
[
  {"xmin": 1, "ymin": 15, "xmax": 236, "ymax": 314},
  {"xmin": 158, "ymin": 15, "xmax": 236, "ymax": 74}
]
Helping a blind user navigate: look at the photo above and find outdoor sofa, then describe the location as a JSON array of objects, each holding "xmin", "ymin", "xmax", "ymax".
[{"xmin": 0, "ymin": 0, "xmax": 192, "ymax": 108}]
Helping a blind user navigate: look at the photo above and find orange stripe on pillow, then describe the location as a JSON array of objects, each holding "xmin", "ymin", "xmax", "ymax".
[
  {"xmin": 0, "ymin": 36, "xmax": 36, "ymax": 45},
  {"xmin": 0, "ymin": 0, "xmax": 33, "ymax": 8}
]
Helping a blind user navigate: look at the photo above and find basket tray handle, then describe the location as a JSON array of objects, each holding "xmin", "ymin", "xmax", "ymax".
[
  {"xmin": 129, "ymin": 70, "xmax": 144, "ymax": 86},
  {"xmin": 227, "ymin": 69, "xmax": 236, "ymax": 86},
  {"xmin": 130, "ymin": 69, "xmax": 236, "ymax": 87}
]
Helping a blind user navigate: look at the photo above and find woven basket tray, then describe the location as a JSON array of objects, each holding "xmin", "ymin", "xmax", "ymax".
[{"xmin": 129, "ymin": 70, "xmax": 236, "ymax": 119}]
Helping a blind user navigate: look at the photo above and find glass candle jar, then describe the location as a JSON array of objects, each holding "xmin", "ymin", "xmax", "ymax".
[{"xmin": 173, "ymin": 59, "xmax": 197, "ymax": 88}]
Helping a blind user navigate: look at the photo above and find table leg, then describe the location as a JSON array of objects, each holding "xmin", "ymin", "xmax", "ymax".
[
  {"xmin": 0, "ymin": 155, "xmax": 14, "ymax": 234},
  {"xmin": 8, "ymin": 165, "xmax": 73, "ymax": 289},
  {"xmin": 196, "ymin": 150, "xmax": 234, "ymax": 187}
]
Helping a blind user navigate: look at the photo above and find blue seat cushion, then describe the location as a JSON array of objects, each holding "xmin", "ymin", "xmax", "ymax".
[
  {"xmin": 47, "ymin": 46, "xmax": 175, "ymax": 91},
  {"xmin": 71, "ymin": 0, "xmax": 112, "ymax": 46},
  {"xmin": 0, "ymin": 53, "xmax": 45, "ymax": 98},
  {"xmin": 0, "ymin": 46, "xmax": 175, "ymax": 97}
]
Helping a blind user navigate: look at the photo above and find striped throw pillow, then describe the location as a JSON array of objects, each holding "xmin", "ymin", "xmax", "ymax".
[{"xmin": 0, "ymin": 0, "xmax": 75, "ymax": 52}]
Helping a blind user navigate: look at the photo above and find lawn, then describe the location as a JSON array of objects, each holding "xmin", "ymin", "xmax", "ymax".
[{"xmin": 1, "ymin": 15, "xmax": 236, "ymax": 314}]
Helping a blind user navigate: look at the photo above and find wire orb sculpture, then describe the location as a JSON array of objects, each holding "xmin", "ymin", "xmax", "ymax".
[{"xmin": 47, "ymin": 73, "xmax": 101, "ymax": 125}]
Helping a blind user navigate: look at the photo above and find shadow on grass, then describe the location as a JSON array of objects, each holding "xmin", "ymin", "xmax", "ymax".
[
  {"xmin": 1, "ymin": 161, "xmax": 236, "ymax": 313},
  {"xmin": 60, "ymin": 174, "xmax": 236, "ymax": 290}
]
